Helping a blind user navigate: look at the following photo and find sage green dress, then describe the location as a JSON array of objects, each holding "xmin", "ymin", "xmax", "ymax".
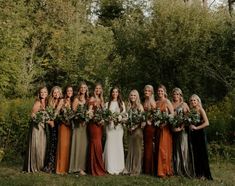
[
  {"xmin": 125, "ymin": 127, "xmax": 143, "ymax": 175},
  {"xmin": 69, "ymin": 105, "xmax": 88, "ymax": 173}
]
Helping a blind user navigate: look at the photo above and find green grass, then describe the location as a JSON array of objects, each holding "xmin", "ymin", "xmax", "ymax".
[{"xmin": 0, "ymin": 161, "xmax": 234, "ymax": 186}]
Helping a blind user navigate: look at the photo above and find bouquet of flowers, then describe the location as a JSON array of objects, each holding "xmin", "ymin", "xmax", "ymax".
[
  {"xmin": 184, "ymin": 109, "xmax": 201, "ymax": 125},
  {"xmin": 92, "ymin": 108, "xmax": 106, "ymax": 125},
  {"xmin": 74, "ymin": 105, "xmax": 90, "ymax": 123},
  {"xmin": 148, "ymin": 108, "xmax": 170, "ymax": 127},
  {"xmin": 168, "ymin": 109, "xmax": 184, "ymax": 128},
  {"xmin": 32, "ymin": 110, "xmax": 50, "ymax": 128},
  {"xmin": 108, "ymin": 112, "xmax": 128, "ymax": 129},
  {"xmin": 59, "ymin": 107, "xmax": 74, "ymax": 126},
  {"xmin": 126, "ymin": 109, "xmax": 145, "ymax": 130},
  {"xmin": 45, "ymin": 106, "xmax": 57, "ymax": 121}
]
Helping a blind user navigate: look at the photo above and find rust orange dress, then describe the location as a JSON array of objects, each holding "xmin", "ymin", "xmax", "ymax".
[
  {"xmin": 87, "ymin": 100, "xmax": 106, "ymax": 176},
  {"xmin": 55, "ymin": 106, "xmax": 71, "ymax": 174},
  {"xmin": 155, "ymin": 100, "xmax": 173, "ymax": 177},
  {"xmin": 143, "ymin": 107, "xmax": 156, "ymax": 175}
]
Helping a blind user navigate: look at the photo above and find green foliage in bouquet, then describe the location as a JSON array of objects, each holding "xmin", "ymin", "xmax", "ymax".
[
  {"xmin": 126, "ymin": 109, "xmax": 145, "ymax": 129},
  {"xmin": 59, "ymin": 107, "xmax": 74, "ymax": 125},
  {"xmin": 45, "ymin": 106, "xmax": 56, "ymax": 121},
  {"xmin": 185, "ymin": 109, "xmax": 201, "ymax": 125},
  {"xmin": 32, "ymin": 110, "xmax": 50, "ymax": 128},
  {"xmin": 74, "ymin": 105, "xmax": 89, "ymax": 123},
  {"xmin": 168, "ymin": 108, "xmax": 184, "ymax": 128}
]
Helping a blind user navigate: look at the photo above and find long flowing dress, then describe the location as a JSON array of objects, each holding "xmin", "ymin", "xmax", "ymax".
[
  {"xmin": 103, "ymin": 101, "xmax": 125, "ymax": 174},
  {"xmin": 23, "ymin": 104, "xmax": 47, "ymax": 172},
  {"xmin": 87, "ymin": 102, "xmax": 106, "ymax": 176},
  {"xmin": 125, "ymin": 126, "xmax": 143, "ymax": 175},
  {"xmin": 155, "ymin": 101, "xmax": 173, "ymax": 177},
  {"xmin": 69, "ymin": 104, "xmax": 88, "ymax": 173},
  {"xmin": 191, "ymin": 116, "xmax": 213, "ymax": 180},
  {"xmin": 143, "ymin": 108, "xmax": 156, "ymax": 175},
  {"xmin": 56, "ymin": 107, "xmax": 71, "ymax": 174},
  {"xmin": 44, "ymin": 121, "xmax": 58, "ymax": 173},
  {"xmin": 173, "ymin": 106, "xmax": 195, "ymax": 178}
]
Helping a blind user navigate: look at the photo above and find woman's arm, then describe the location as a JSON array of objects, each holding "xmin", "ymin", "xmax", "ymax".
[{"xmin": 31, "ymin": 101, "xmax": 40, "ymax": 118}]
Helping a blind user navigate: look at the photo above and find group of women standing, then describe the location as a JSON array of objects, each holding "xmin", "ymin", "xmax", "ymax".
[{"xmin": 23, "ymin": 83, "xmax": 212, "ymax": 180}]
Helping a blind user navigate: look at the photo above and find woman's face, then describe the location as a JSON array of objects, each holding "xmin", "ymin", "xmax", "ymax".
[
  {"xmin": 53, "ymin": 88, "xmax": 60, "ymax": 99},
  {"xmin": 112, "ymin": 89, "xmax": 119, "ymax": 100},
  {"xmin": 173, "ymin": 91, "xmax": 180, "ymax": 102},
  {"xmin": 144, "ymin": 87, "xmax": 152, "ymax": 98},
  {"xmin": 95, "ymin": 85, "xmax": 102, "ymax": 95},
  {"xmin": 190, "ymin": 97, "xmax": 198, "ymax": 107},
  {"xmin": 66, "ymin": 87, "xmax": 73, "ymax": 98},
  {"xmin": 130, "ymin": 92, "xmax": 137, "ymax": 102},
  {"xmin": 40, "ymin": 88, "xmax": 48, "ymax": 99},
  {"xmin": 157, "ymin": 88, "xmax": 165, "ymax": 98},
  {"xmin": 80, "ymin": 84, "xmax": 87, "ymax": 95}
]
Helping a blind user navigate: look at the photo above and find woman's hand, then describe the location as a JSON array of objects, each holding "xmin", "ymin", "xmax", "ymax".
[
  {"xmin": 48, "ymin": 120, "xmax": 55, "ymax": 128},
  {"xmin": 159, "ymin": 123, "xmax": 167, "ymax": 129},
  {"xmin": 190, "ymin": 124, "xmax": 197, "ymax": 131}
]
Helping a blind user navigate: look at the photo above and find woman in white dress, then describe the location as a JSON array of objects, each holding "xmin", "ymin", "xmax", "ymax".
[{"xmin": 103, "ymin": 87, "xmax": 126, "ymax": 175}]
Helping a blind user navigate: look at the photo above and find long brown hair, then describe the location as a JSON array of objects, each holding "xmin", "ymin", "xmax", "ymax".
[{"xmin": 108, "ymin": 86, "xmax": 124, "ymax": 112}]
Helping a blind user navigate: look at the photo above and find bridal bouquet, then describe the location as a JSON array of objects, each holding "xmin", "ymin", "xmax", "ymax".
[
  {"xmin": 126, "ymin": 109, "xmax": 145, "ymax": 130},
  {"xmin": 109, "ymin": 112, "xmax": 128, "ymax": 129}
]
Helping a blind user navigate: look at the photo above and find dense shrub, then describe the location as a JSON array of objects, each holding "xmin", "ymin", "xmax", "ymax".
[
  {"xmin": 206, "ymin": 91, "xmax": 235, "ymax": 144},
  {"xmin": 0, "ymin": 98, "xmax": 34, "ymax": 161}
]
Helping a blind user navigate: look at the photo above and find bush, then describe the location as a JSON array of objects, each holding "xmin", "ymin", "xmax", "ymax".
[
  {"xmin": 206, "ymin": 91, "xmax": 235, "ymax": 145},
  {"xmin": 0, "ymin": 98, "xmax": 34, "ymax": 161}
]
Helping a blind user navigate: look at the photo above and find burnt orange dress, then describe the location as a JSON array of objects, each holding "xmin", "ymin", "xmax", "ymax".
[
  {"xmin": 55, "ymin": 105, "xmax": 71, "ymax": 174},
  {"xmin": 87, "ymin": 100, "xmax": 106, "ymax": 176},
  {"xmin": 155, "ymin": 101, "xmax": 173, "ymax": 177}
]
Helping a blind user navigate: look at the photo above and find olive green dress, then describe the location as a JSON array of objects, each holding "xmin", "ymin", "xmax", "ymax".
[
  {"xmin": 125, "ymin": 127, "xmax": 143, "ymax": 175},
  {"xmin": 69, "ymin": 118, "xmax": 88, "ymax": 173}
]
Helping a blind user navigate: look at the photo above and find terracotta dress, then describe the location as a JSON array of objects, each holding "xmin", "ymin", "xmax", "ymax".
[
  {"xmin": 56, "ymin": 107, "xmax": 71, "ymax": 174},
  {"xmin": 23, "ymin": 106, "xmax": 47, "ymax": 172},
  {"xmin": 155, "ymin": 101, "xmax": 173, "ymax": 177},
  {"xmin": 143, "ymin": 107, "xmax": 156, "ymax": 175},
  {"xmin": 87, "ymin": 102, "xmax": 106, "ymax": 176},
  {"xmin": 126, "ymin": 126, "xmax": 143, "ymax": 175},
  {"xmin": 69, "ymin": 104, "xmax": 88, "ymax": 173},
  {"xmin": 191, "ymin": 117, "xmax": 213, "ymax": 180},
  {"xmin": 173, "ymin": 106, "xmax": 195, "ymax": 178}
]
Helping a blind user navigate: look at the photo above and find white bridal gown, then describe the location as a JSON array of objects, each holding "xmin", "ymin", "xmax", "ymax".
[{"xmin": 103, "ymin": 101, "xmax": 126, "ymax": 174}]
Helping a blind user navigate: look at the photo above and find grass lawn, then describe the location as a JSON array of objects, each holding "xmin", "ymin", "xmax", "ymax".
[{"xmin": 0, "ymin": 161, "xmax": 234, "ymax": 186}]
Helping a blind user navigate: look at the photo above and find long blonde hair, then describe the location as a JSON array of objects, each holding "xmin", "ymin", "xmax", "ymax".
[
  {"xmin": 189, "ymin": 94, "xmax": 202, "ymax": 108},
  {"xmin": 94, "ymin": 83, "xmax": 104, "ymax": 107},
  {"xmin": 77, "ymin": 81, "xmax": 89, "ymax": 101},
  {"xmin": 172, "ymin": 87, "xmax": 184, "ymax": 103},
  {"xmin": 48, "ymin": 86, "xmax": 63, "ymax": 108},
  {"xmin": 144, "ymin": 85, "xmax": 155, "ymax": 110},
  {"xmin": 127, "ymin": 90, "xmax": 142, "ymax": 111}
]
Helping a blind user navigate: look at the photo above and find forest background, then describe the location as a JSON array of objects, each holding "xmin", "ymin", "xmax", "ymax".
[{"xmin": 0, "ymin": 0, "xmax": 234, "ymax": 164}]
